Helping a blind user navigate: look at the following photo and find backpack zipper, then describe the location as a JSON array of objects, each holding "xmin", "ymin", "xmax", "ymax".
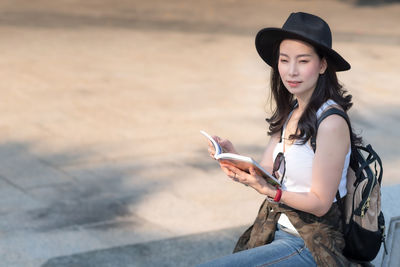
[
  {"xmin": 358, "ymin": 146, "xmax": 377, "ymax": 217},
  {"xmin": 360, "ymin": 168, "xmax": 376, "ymax": 217}
]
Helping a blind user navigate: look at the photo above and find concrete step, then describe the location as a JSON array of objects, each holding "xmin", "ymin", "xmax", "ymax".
[{"xmin": 41, "ymin": 226, "xmax": 247, "ymax": 267}]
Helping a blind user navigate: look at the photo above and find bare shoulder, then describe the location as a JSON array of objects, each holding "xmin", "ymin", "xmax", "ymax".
[
  {"xmin": 317, "ymin": 107, "xmax": 349, "ymax": 140},
  {"xmin": 319, "ymin": 114, "xmax": 348, "ymax": 131},
  {"xmin": 314, "ymin": 106, "xmax": 350, "ymax": 165}
]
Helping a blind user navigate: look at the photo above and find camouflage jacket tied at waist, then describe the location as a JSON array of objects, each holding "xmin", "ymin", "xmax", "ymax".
[{"xmin": 233, "ymin": 199, "xmax": 352, "ymax": 267}]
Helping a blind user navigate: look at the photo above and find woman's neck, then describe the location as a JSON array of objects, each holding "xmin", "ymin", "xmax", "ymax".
[
  {"xmin": 295, "ymin": 98, "xmax": 308, "ymax": 114},
  {"xmin": 294, "ymin": 88, "xmax": 314, "ymax": 113}
]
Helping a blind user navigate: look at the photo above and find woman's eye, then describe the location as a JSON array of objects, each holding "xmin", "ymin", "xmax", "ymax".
[
  {"xmin": 280, "ymin": 59, "xmax": 288, "ymax": 63},
  {"xmin": 299, "ymin": 60, "xmax": 309, "ymax": 63}
]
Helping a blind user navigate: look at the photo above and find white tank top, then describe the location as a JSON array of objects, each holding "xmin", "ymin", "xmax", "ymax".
[{"xmin": 274, "ymin": 99, "xmax": 351, "ymax": 235}]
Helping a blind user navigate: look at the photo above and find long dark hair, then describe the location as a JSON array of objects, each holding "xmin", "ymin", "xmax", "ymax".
[{"xmin": 266, "ymin": 40, "xmax": 361, "ymax": 145}]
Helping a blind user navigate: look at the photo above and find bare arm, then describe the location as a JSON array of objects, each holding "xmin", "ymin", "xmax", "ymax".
[
  {"xmin": 225, "ymin": 114, "xmax": 350, "ymax": 217},
  {"xmin": 280, "ymin": 114, "xmax": 350, "ymax": 216}
]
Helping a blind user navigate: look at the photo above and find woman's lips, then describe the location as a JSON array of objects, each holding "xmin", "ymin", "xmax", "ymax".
[{"xmin": 287, "ymin": 81, "xmax": 302, "ymax": 87}]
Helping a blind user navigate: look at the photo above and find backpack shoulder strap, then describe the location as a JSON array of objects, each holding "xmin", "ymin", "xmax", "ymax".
[{"xmin": 310, "ymin": 107, "xmax": 352, "ymax": 152}]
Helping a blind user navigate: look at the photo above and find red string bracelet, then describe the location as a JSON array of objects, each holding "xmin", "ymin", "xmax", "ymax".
[{"xmin": 274, "ymin": 187, "xmax": 282, "ymax": 202}]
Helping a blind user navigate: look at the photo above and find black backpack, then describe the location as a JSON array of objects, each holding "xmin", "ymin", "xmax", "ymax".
[{"xmin": 310, "ymin": 107, "xmax": 387, "ymax": 262}]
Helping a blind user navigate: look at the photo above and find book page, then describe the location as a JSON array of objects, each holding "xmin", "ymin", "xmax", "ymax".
[
  {"xmin": 200, "ymin": 130, "xmax": 222, "ymax": 156},
  {"xmin": 200, "ymin": 130, "xmax": 280, "ymax": 187}
]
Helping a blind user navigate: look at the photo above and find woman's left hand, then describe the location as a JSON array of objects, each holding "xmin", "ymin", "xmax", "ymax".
[{"xmin": 221, "ymin": 163, "xmax": 276, "ymax": 197}]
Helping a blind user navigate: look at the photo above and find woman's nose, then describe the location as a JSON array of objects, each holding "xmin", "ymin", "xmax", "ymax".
[{"xmin": 288, "ymin": 62, "xmax": 299, "ymax": 77}]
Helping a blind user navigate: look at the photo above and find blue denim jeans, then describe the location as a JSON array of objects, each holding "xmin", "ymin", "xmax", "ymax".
[{"xmin": 196, "ymin": 227, "xmax": 317, "ymax": 267}]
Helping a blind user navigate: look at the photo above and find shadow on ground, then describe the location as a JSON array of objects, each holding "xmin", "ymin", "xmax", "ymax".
[{"xmin": 0, "ymin": 140, "xmax": 165, "ymax": 234}]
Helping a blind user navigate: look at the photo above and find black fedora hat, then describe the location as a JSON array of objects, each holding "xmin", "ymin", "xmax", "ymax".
[{"xmin": 255, "ymin": 12, "xmax": 350, "ymax": 71}]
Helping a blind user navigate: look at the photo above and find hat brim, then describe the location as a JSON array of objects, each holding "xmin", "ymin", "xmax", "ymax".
[{"xmin": 255, "ymin": 28, "xmax": 350, "ymax": 71}]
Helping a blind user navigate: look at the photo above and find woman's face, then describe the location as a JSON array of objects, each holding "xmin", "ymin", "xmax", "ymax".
[{"xmin": 278, "ymin": 39, "xmax": 327, "ymax": 100}]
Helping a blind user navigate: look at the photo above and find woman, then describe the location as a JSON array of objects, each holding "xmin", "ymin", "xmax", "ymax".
[{"xmin": 200, "ymin": 12, "xmax": 359, "ymax": 266}]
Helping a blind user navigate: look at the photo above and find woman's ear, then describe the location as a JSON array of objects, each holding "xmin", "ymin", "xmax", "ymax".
[{"xmin": 319, "ymin": 58, "xmax": 328, "ymax": 74}]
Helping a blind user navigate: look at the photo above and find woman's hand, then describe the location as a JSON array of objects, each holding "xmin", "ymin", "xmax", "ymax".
[
  {"xmin": 207, "ymin": 136, "xmax": 238, "ymax": 159},
  {"xmin": 220, "ymin": 163, "xmax": 277, "ymax": 197}
]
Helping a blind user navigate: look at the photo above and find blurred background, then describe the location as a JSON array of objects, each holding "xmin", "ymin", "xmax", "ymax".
[{"xmin": 0, "ymin": 0, "xmax": 399, "ymax": 266}]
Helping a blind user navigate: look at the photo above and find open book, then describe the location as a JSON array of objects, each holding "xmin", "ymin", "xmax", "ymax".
[{"xmin": 200, "ymin": 130, "xmax": 281, "ymax": 187}]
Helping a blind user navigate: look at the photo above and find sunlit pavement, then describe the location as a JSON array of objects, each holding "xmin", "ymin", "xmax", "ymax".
[{"xmin": 0, "ymin": 1, "xmax": 399, "ymax": 266}]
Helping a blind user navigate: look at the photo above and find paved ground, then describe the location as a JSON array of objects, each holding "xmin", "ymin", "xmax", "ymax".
[{"xmin": 0, "ymin": 0, "xmax": 399, "ymax": 266}]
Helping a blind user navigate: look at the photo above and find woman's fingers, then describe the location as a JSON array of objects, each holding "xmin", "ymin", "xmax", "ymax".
[
  {"xmin": 221, "ymin": 164, "xmax": 251, "ymax": 185},
  {"xmin": 219, "ymin": 165, "xmax": 272, "ymax": 195},
  {"xmin": 213, "ymin": 136, "xmax": 221, "ymax": 142},
  {"xmin": 207, "ymin": 139, "xmax": 216, "ymax": 158},
  {"xmin": 208, "ymin": 147, "xmax": 215, "ymax": 158},
  {"xmin": 249, "ymin": 167, "xmax": 257, "ymax": 176},
  {"xmin": 206, "ymin": 136, "xmax": 224, "ymax": 158},
  {"xmin": 249, "ymin": 167, "xmax": 267, "ymax": 185},
  {"xmin": 213, "ymin": 136, "xmax": 237, "ymax": 154},
  {"xmin": 220, "ymin": 164, "xmax": 235, "ymax": 178}
]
